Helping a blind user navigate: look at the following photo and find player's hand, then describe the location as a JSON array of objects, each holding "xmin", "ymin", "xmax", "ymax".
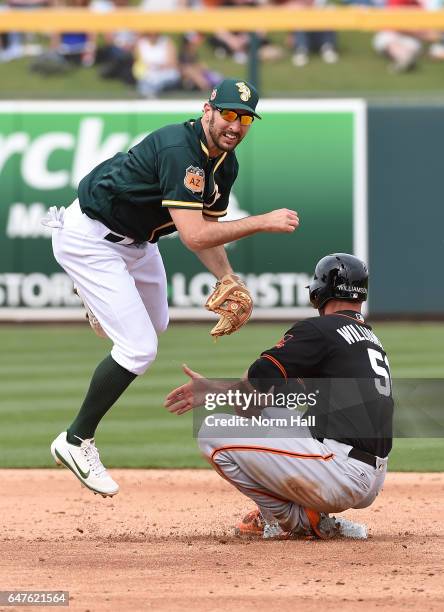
[
  {"xmin": 164, "ymin": 364, "xmax": 205, "ymax": 415},
  {"xmin": 260, "ymin": 209, "xmax": 299, "ymax": 233}
]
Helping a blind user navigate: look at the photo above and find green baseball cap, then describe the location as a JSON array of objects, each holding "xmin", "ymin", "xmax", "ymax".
[{"xmin": 209, "ymin": 78, "xmax": 261, "ymax": 119}]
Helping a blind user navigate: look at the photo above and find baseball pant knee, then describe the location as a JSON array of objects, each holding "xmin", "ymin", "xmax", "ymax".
[
  {"xmin": 197, "ymin": 435, "xmax": 214, "ymax": 460},
  {"xmin": 197, "ymin": 421, "xmax": 228, "ymax": 458},
  {"xmin": 152, "ymin": 311, "xmax": 169, "ymax": 335},
  {"xmin": 111, "ymin": 339, "xmax": 158, "ymax": 376}
]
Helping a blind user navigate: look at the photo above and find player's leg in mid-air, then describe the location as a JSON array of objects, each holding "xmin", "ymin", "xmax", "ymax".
[
  {"xmin": 129, "ymin": 241, "xmax": 169, "ymax": 337},
  {"xmin": 50, "ymin": 201, "xmax": 167, "ymax": 497},
  {"xmin": 198, "ymin": 416, "xmax": 387, "ymax": 539}
]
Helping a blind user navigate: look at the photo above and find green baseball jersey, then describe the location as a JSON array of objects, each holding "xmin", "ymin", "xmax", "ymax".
[{"xmin": 77, "ymin": 118, "xmax": 239, "ymax": 243}]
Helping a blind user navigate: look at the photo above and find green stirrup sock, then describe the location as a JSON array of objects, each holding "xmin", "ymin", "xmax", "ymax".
[{"xmin": 66, "ymin": 355, "xmax": 137, "ymax": 445}]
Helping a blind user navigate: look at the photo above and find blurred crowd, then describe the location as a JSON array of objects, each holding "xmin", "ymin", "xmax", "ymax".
[{"xmin": 1, "ymin": 0, "xmax": 444, "ymax": 96}]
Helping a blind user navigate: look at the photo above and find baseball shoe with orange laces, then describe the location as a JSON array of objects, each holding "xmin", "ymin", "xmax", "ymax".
[
  {"xmin": 234, "ymin": 509, "xmax": 285, "ymax": 539},
  {"xmin": 235, "ymin": 507, "xmax": 339, "ymax": 540},
  {"xmin": 235, "ymin": 509, "xmax": 265, "ymax": 537},
  {"xmin": 303, "ymin": 508, "xmax": 339, "ymax": 540}
]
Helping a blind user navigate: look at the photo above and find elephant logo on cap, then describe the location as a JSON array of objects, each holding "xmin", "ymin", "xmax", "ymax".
[{"xmin": 236, "ymin": 82, "xmax": 251, "ymax": 102}]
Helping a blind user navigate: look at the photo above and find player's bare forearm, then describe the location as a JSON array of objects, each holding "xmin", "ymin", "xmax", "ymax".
[
  {"xmin": 164, "ymin": 366, "xmax": 265, "ymax": 417},
  {"xmin": 170, "ymin": 208, "xmax": 299, "ymax": 251},
  {"xmin": 165, "ymin": 366, "xmax": 250, "ymax": 415},
  {"xmin": 195, "ymin": 245, "xmax": 233, "ymax": 279}
]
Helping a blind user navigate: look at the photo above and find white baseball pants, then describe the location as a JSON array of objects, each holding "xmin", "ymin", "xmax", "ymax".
[{"xmin": 52, "ymin": 200, "xmax": 169, "ymax": 375}]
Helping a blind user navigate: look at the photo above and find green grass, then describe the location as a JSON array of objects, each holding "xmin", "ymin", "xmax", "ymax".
[
  {"xmin": 0, "ymin": 321, "xmax": 443, "ymax": 471},
  {"xmin": 1, "ymin": 33, "xmax": 444, "ymax": 100}
]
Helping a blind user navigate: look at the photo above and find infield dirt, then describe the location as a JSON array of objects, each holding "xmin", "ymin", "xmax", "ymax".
[{"xmin": 0, "ymin": 470, "xmax": 443, "ymax": 612}]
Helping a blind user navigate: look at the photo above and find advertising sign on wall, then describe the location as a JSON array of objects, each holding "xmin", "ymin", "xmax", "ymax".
[{"xmin": 0, "ymin": 100, "xmax": 366, "ymax": 320}]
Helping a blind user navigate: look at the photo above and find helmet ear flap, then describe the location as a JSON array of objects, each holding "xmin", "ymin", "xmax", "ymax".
[
  {"xmin": 308, "ymin": 280, "xmax": 334, "ymax": 310},
  {"xmin": 309, "ymin": 287, "xmax": 321, "ymax": 309}
]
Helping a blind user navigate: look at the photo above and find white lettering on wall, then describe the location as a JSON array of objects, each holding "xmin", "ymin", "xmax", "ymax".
[
  {"xmin": 22, "ymin": 133, "xmax": 74, "ymax": 189},
  {"xmin": 6, "ymin": 203, "xmax": 52, "ymax": 238},
  {"xmin": 171, "ymin": 272, "xmax": 311, "ymax": 308},
  {"xmin": 0, "ymin": 274, "xmax": 79, "ymax": 307},
  {"xmin": 0, "ymin": 132, "xmax": 29, "ymax": 174}
]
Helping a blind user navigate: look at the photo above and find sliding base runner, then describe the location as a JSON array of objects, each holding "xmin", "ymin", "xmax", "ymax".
[{"xmin": 166, "ymin": 253, "xmax": 393, "ymax": 539}]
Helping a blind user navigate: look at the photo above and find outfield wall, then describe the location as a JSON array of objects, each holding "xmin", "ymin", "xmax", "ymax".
[
  {"xmin": 368, "ymin": 105, "xmax": 444, "ymax": 316},
  {"xmin": 0, "ymin": 100, "xmax": 441, "ymax": 320},
  {"xmin": 0, "ymin": 100, "xmax": 364, "ymax": 321}
]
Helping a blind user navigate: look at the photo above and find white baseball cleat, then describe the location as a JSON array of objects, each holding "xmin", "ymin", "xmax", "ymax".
[
  {"xmin": 50, "ymin": 432, "xmax": 119, "ymax": 497},
  {"xmin": 335, "ymin": 516, "xmax": 368, "ymax": 540}
]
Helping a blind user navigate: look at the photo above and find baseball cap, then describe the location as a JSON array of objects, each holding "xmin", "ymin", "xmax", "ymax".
[{"xmin": 209, "ymin": 78, "xmax": 261, "ymax": 119}]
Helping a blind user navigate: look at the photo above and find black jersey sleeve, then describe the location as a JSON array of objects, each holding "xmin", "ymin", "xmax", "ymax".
[
  {"xmin": 248, "ymin": 320, "xmax": 328, "ymax": 389},
  {"xmin": 247, "ymin": 357, "xmax": 282, "ymax": 392}
]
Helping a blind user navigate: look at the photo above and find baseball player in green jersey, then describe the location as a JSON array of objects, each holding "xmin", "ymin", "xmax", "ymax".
[{"xmin": 44, "ymin": 78, "xmax": 299, "ymax": 497}]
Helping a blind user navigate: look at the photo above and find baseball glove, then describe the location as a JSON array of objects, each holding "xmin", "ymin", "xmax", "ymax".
[{"xmin": 205, "ymin": 274, "xmax": 253, "ymax": 337}]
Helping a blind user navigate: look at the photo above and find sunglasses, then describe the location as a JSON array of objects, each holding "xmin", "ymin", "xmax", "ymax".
[{"xmin": 212, "ymin": 105, "xmax": 255, "ymax": 126}]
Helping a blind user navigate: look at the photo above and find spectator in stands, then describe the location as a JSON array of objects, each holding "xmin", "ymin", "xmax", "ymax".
[
  {"xmin": 97, "ymin": 31, "xmax": 136, "ymax": 84},
  {"xmin": 140, "ymin": 0, "xmax": 188, "ymax": 9},
  {"xmin": 207, "ymin": 0, "xmax": 282, "ymax": 63},
  {"xmin": 342, "ymin": 0, "xmax": 384, "ymax": 5},
  {"xmin": 179, "ymin": 31, "xmax": 223, "ymax": 90},
  {"xmin": 97, "ymin": 0, "xmax": 205, "ymax": 85},
  {"xmin": 426, "ymin": 0, "xmax": 444, "ymax": 59},
  {"xmin": 133, "ymin": 32, "xmax": 181, "ymax": 97},
  {"xmin": 208, "ymin": 0, "xmax": 252, "ymax": 64},
  {"xmin": 0, "ymin": 0, "xmax": 47, "ymax": 62},
  {"xmin": 29, "ymin": 0, "xmax": 97, "ymax": 74},
  {"xmin": 272, "ymin": 0, "xmax": 339, "ymax": 67},
  {"xmin": 373, "ymin": 0, "xmax": 442, "ymax": 71},
  {"xmin": 50, "ymin": 0, "xmax": 97, "ymax": 67},
  {"xmin": 94, "ymin": 0, "xmax": 137, "ymax": 84}
]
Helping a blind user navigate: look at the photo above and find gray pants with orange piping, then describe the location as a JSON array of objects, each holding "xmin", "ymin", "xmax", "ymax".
[{"xmin": 198, "ymin": 413, "xmax": 387, "ymax": 532}]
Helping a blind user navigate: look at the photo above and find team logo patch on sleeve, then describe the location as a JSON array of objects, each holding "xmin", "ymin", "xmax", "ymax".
[
  {"xmin": 184, "ymin": 166, "xmax": 205, "ymax": 194},
  {"xmin": 275, "ymin": 334, "xmax": 293, "ymax": 348}
]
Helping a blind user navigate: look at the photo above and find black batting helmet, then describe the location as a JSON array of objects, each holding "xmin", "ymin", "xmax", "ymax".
[{"xmin": 308, "ymin": 253, "xmax": 368, "ymax": 309}]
